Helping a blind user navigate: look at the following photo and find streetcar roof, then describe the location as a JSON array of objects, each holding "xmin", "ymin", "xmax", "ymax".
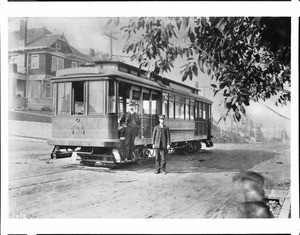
[{"xmin": 52, "ymin": 61, "xmax": 213, "ymax": 104}]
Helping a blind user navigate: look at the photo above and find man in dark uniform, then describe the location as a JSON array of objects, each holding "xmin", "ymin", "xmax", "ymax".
[
  {"xmin": 119, "ymin": 102, "xmax": 140, "ymax": 161},
  {"xmin": 152, "ymin": 114, "xmax": 171, "ymax": 174}
]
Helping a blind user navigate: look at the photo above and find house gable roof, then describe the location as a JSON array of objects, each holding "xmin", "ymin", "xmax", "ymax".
[
  {"xmin": 9, "ymin": 27, "xmax": 52, "ymax": 50},
  {"xmin": 9, "ymin": 27, "xmax": 92, "ymax": 62},
  {"xmin": 29, "ymin": 34, "xmax": 69, "ymax": 50}
]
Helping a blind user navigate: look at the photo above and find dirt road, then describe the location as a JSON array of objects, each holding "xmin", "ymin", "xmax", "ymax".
[{"xmin": 8, "ymin": 137, "xmax": 290, "ymax": 218}]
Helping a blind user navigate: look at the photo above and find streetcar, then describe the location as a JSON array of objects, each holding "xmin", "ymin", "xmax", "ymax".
[{"xmin": 47, "ymin": 61, "xmax": 213, "ymax": 167}]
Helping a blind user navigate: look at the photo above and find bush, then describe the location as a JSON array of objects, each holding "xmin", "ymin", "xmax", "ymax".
[{"xmin": 41, "ymin": 105, "xmax": 52, "ymax": 111}]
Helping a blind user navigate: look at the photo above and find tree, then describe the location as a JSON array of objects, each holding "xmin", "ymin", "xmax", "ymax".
[{"xmin": 109, "ymin": 17, "xmax": 290, "ymax": 122}]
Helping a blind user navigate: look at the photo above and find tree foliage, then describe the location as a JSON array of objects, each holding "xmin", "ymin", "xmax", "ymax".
[{"xmin": 109, "ymin": 17, "xmax": 290, "ymax": 122}]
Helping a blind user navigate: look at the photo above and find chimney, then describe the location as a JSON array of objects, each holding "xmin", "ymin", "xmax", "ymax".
[
  {"xmin": 19, "ymin": 18, "xmax": 28, "ymax": 48},
  {"xmin": 89, "ymin": 49, "xmax": 95, "ymax": 57}
]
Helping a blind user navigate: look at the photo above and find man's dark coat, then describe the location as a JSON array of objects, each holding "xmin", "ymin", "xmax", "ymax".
[
  {"xmin": 119, "ymin": 112, "xmax": 140, "ymax": 129},
  {"xmin": 152, "ymin": 124, "xmax": 171, "ymax": 149}
]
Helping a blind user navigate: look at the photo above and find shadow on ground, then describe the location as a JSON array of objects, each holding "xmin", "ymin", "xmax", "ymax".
[{"xmin": 116, "ymin": 148, "xmax": 278, "ymax": 174}]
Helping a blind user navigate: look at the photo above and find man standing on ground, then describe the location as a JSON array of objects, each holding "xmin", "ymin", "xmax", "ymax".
[
  {"xmin": 152, "ymin": 115, "xmax": 171, "ymax": 174},
  {"xmin": 119, "ymin": 102, "xmax": 140, "ymax": 161}
]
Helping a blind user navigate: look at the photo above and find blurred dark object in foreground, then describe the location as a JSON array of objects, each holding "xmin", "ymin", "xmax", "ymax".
[{"xmin": 238, "ymin": 171, "xmax": 273, "ymax": 218}]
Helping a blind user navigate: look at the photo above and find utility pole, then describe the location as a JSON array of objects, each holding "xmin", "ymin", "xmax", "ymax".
[
  {"xmin": 199, "ymin": 86, "xmax": 209, "ymax": 97},
  {"xmin": 103, "ymin": 32, "xmax": 118, "ymax": 60}
]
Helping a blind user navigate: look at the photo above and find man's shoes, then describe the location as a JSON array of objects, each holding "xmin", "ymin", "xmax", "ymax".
[
  {"xmin": 155, "ymin": 171, "xmax": 160, "ymax": 174},
  {"xmin": 163, "ymin": 172, "xmax": 167, "ymax": 175}
]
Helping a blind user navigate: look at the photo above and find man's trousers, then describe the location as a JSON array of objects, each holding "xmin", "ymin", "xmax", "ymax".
[
  {"xmin": 124, "ymin": 127, "xmax": 137, "ymax": 160},
  {"xmin": 155, "ymin": 148, "xmax": 167, "ymax": 173}
]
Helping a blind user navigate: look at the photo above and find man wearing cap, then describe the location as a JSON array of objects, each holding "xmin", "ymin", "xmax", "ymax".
[
  {"xmin": 119, "ymin": 102, "xmax": 140, "ymax": 161},
  {"xmin": 152, "ymin": 114, "xmax": 171, "ymax": 174}
]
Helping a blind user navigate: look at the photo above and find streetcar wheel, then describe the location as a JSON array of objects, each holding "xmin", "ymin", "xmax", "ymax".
[
  {"xmin": 81, "ymin": 161, "xmax": 96, "ymax": 166},
  {"xmin": 132, "ymin": 148, "xmax": 143, "ymax": 165},
  {"xmin": 198, "ymin": 142, "xmax": 202, "ymax": 150},
  {"xmin": 187, "ymin": 142, "xmax": 193, "ymax": 153},
  {"xmin": 142, "ymin": 148, "xmax": 150, "ymax": 162},
  {"xmin": 51, "ymin": 152, "xmax": 57, "ymax": 159},
  {"xmin": 182, "ymin": 147, "xmax": 187, "ymax": 155}
]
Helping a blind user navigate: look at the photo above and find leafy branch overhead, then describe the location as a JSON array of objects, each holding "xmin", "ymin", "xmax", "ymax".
[{"xmin": 109, "ymin": 17, "xmax": 291, "ymax": 121}]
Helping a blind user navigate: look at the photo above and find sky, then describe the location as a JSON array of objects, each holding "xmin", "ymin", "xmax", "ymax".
[{"xmin": 8, "ymin": 17, "xmax": 291, "ymax": 136}]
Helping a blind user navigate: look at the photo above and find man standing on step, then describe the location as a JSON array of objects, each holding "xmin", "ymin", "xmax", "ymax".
[
  {"xmin": 119, "ymin": 102, "xmax": 140, "ymax": 161},
  {"xmin": 152, "ymin": 114, "xmax": 171, "ymax": 174}
]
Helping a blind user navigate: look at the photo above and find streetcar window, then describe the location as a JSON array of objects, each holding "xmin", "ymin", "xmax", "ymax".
[
  {"xmin": 118, "ymin": 82, "xmax": 131, "ymax": 118},
  {"xmin": 89, "ymin": 81, "xmax": 105, "ymax": 114},
  {"xmin": 186, "ymin": 98, "xmax": 190, "ymax": 120},
  {"xmin": 195, "ymin": 101, "xmax": 198, "ymax": 119},
  {"xmin": 130, "ymin": 70, "xmax": 138, "ymax": 76},
  {"xmin": 169, "ymin": 94, "xmax": 175, "ymax": 119},
  {"xmin": 199, "ymin": 102, "xmax": 203, "ymax": 119},
  {"xmin": 132, "ymin": 90, "xmax": 140, "ymax": 100},
  {"xmin": 142, "ymin": 89, "xmax": 151, "ymax": 138},
  {"xmin": 175, "ymin": 98, "xmax": 180, "ymax": 119},
  {"xmin": 72, "ymin": 81, "xmax": 85, "ymax": 115},
  {"xmin": 57, "ymin": 82, "xmax": 71, "ymax": 115},
  {"xmin": 151, "ymin": 91, "xmax": 160, "ymax": 127},
  {"xmin": 203, "ymin": 103, "xmax": 207, "ymax": 120},
  {"xmin": 143, "ymin": 92, "xmax": 151, "ymax": 115},
  {"xmin": 108, "ymin": 80, "xmax": 116, "ymax": 113},
  {"xmin": 151, "ymin": 92, "xmax": 159, "ymax": 115},
  {"xmin": 119, "ymin": 66, "xmax": 128, "ymax": 73},
  {"xmin": 190, "ymin": 100, "xmax": 194, "ymax": 120},
  {"xmin": 162, "ymin": 92, "xmax": 168, "ymax": 117},
  {"xmin": 132, "ymin": 89, "xmax": 141, "ymax": 113},
  {"xmin": 53, "ymin": 83, "xmax": 57, "ymax": 114},
  {"xmin": 180, "ymin": 97, "xmax": 185, "ymax": 119},
  {"xmin": 175, "ymin": 96, "xmax": 185, "ymax": 119}
]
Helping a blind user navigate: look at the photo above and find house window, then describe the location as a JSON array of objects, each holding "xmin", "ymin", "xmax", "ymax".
[
  {"xmin": 52, "ymin": 56, "xmax": 64, "ymax": 71},
  {"xmin": 31, "ymin": 55, "xmax": 39, "ymax": 69},
  {"xmin": 56, "ymin": 41, "xmax": 61, "ymax": 50},
  {"xmin": 71, "ymin": 61, "xmax": 78, "ymax": 68},
  {"xmin": 45, "ymin": 82, "xmax": 52, "ymax": 98},
  {"xmin": 10, "ymin": 56, "xmax": 18, "ymax": 64},
  {"xmin": 16, "ymin": 79, "xmax": 26, "ymax": 97},
  {"xmin": 31, "ymin": 81, "xmax": 40, "ymax": 98}
]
